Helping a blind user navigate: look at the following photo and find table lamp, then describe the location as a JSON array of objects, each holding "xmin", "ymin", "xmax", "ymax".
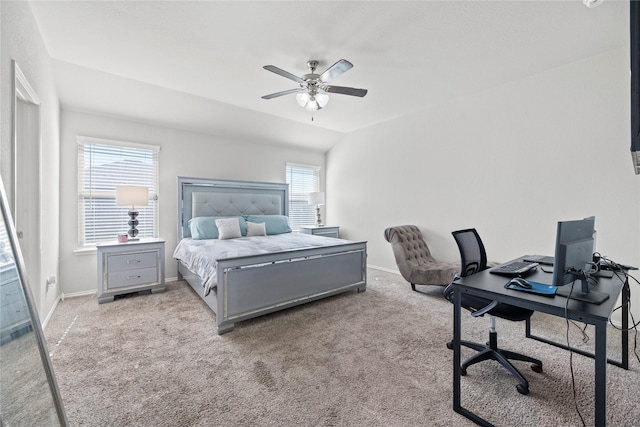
[
  {"xmin": 307, "ymin": 192, "xmax": 325, "ymax": 227},
  {"xmin": 116, "ymin": 185, "xmax": 149, "ymax": 241}
]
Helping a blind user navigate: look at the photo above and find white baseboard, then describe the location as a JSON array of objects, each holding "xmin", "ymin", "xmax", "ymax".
[
  {"xmin": 41, "ymin": 295, "xmax": 62, "ymax": 329},
  {"xmin": 367, "ymin": 264, "xmax": 401, "ymax": 275},
  {"xmin": 61, "ymin": 289, "xmax": 96, "ymax": 299}
]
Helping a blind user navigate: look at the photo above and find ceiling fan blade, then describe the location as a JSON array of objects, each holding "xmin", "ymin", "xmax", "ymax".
[
  {"xmin": 261, "ymin": 88, "xmax": 304, "ymax": 100},
  {"xmin": 325, "ymin": 85, "xmax": 368, "ymax": 97},
  {"xmin": 263, "ymin": 65, "xmax": 305, "ymax": 85},
  {"xmin": 319, "ymin": 59, "xmax": 353, "ymax": 83}
]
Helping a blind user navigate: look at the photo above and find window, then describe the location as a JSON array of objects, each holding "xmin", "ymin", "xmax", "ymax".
[
  {"xmin": 286, "ymin": 163, "xmax": 320, "ymax": 230},
  {"xmin": 77, "ymin": 136, "xmax": 159, "ymax": 246}
]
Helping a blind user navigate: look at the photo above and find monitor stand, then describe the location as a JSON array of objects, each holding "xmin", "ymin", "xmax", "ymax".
[{"xmin": 555, "ymin": 271, "xmax": 609, "ymax": 304}]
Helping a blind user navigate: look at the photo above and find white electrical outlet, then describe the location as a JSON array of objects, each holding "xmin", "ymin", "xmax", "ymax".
[{"xmin": 46, "ymin": 275, "xmax": 57, "ymax": 288}]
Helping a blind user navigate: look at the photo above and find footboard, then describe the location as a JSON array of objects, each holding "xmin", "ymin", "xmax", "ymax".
[{"xmin": 215, "ymin": 242, "xmax": 367, "ymax": 334}]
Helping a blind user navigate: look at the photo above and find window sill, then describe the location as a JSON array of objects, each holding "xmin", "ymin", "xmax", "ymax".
[{"xmin": 73, "ymin": 247, "xmax": 97, "ymax": 256}]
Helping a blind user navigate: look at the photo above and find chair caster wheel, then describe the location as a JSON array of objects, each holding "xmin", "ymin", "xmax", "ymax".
[
  {"xmin": 531, "ymin": 364, "xmax": 543, "ymax": 373},
  {"xmin": 446, "ymin": 342, "xmax": 453, "ymax": 350},
  {"xmin": 516, "ymin": 384, "xmax": 529, "ymax": 395},
  {"xmin": 460, "ymin": 367, "xmax": 467, "ymax": 376}
]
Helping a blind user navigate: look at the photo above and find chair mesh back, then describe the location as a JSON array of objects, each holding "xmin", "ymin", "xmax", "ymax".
[{"xmin": 452, "ymin": 229, "xmax": 488, "ymax": 278}]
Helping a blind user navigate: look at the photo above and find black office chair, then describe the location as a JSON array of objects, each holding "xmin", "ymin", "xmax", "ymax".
[{"xmin": 443, "ymin": 228, "xmax": 542, "ymax": 395}]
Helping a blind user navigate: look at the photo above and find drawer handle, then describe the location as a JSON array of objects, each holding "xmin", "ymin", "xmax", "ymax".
[
  {"xmin": 126, "ymin": 260, "xmax": 141, "ymax": 264},
  {"xmin": 127, "ymin": 275, "xmax": 142, "ymax": 280}
]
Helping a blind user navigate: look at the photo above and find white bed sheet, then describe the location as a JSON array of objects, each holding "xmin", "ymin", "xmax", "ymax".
[{"xmin": 173, "ymin": 233, "xmax": 353, "ymax": 295}]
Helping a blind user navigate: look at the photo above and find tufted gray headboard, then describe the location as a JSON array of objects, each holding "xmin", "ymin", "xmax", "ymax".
[
  {"xmin": 192, "ymin": 192, "xmax": 282, "ymax": 217},
  {"xmin": 178, "ymin": 177, "xmax": 289, "ymax": 239}
]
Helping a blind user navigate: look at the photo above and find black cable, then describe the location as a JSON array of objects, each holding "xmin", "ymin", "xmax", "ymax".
[
  {"xmin": 599, "ymin": 256, "xmax": 640, "ymax": 363},
  {"xmin": 564, "ymin": 279, "xmax": 587, "ymax": 427},
  {"xmin": 631, "ymin": 309, "xmax": 640, "ymax": 363},
  {"xmin": 568, "ymin": 320, "xmax": 590, "ymax": 344}
]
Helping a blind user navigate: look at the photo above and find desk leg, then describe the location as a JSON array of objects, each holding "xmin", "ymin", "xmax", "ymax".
[
  {"xmin": 622, "ymin": 277, "xmax": 629, "ymax": 370},
  {"xmin": 594, "ymin": 319, "xmax": 607, "ymax": 427},
  {"xmin": 453, "ymin": 289, "xmax": 461, "ymax": 412},
  {"xmin": 453, "ymin": 288, "xmax": 462, "ymax": 413},
  {"xmin": 452, "ymin": 289, "xmax": 495, "ymax": 427}
]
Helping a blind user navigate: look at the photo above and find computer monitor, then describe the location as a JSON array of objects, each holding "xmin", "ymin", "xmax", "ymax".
[{"xmin": 552, "ymin": 216, "xmax": 609, "ymax": 304}]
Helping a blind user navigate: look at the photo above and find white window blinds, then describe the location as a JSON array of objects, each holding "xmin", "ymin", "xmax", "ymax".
[
  {"xmin": 77, "ymin": 137, "xmax": 159, "ymax": 246},
  {"xmin": 286, "ymin": 163, "xmax": 320, "ymax": 230}
]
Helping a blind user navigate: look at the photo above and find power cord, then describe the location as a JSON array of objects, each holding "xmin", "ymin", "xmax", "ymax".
[
  {"xmin": 564, "ymin": 279, "xmax": 588, "ymax": 427},
  {"xmin": 600, "ymin": 255, "xmax": 640, "ymax": 364}
]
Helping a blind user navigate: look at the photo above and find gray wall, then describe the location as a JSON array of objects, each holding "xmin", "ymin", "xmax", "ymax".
[
  {"xmin": 0, "ymin": 1, "xmax": 60, "ymax": 319},
  {"xmin": 58, "ymin": 109, "xmax": 326, "ymax": 294},
  {"xmin": 327, "ymin": 47, "xmax": 640, "ymax": 318}
]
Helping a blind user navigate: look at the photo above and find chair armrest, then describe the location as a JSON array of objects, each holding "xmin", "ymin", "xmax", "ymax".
[
  {"xmin": 444, "ymin": 277, "xmax": 498, "ymax": 317},
  {"xmin": 471, "ymin": 300, "xmax": 498, "ymax": 317},
  {"xmin": 442, "ymin": 276, "xmax": 460, "ymax": 302}
]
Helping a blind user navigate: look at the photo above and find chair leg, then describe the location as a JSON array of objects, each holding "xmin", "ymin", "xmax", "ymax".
[
  {"xmin": 501, "ymin": 349, "xmax": 543, "ymax": 370},
  {"xmin": 460, "ymin": 340, "xmax": 487, "ymax": 353},
  {"xmin": 446, "ymin": 339, "xmax": 486, "ymax": 352},
  {"xmin": 449, "ymin": 330, "xmax": 542, "ymax": 395},
  {"xmin": 411, "ymin": 283, "xmax": 416, "ymax": 292},
  {"xmin": 461, "ymin": 348, "xmax": 495, "ymax": 371}
]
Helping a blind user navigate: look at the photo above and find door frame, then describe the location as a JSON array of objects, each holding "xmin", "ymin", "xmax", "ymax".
[
  {"xmin": 12, "ymin": 60, "xmax": 41, "ymax": 216},
  {"xmin": 11, "ymin": 60, "xmax": 42, "ymax": 313}
]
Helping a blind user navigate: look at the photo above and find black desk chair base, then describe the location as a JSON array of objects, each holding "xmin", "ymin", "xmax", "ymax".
[{"xmin": 447, "ymin": 330, "xmax": 542, "ymax": 395}]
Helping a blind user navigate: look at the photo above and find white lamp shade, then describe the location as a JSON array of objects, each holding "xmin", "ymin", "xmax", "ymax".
[
  {"xmin": 307, "ymin": 192, "xmax": 325, "ymax": 206},
  {"xmin": 116, "ymin": 186, "xmax": 149, "ymax": 207}
]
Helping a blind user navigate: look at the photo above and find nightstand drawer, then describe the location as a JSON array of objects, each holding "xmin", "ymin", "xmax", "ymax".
[
  {"xmin": 107, "ymin": 267, "xmax": 159, "ymax": 289},
  {"xmin": 1, "ymin": 280, "xmax": 22, "ymax": 306},
  {"xmin": 107, "ymin": 251, "xmax": 157, "ymax": 272},
  {"xmin": 313, "ymin": 229, "xmax": 339, "ymax": 238},
  {"xmin": 299, "ymin": 226, "xmax": 340, "ymax": 239},
  {"xmin": 1, "ymin": 300, "xmax": 28, "ymax": 325}
]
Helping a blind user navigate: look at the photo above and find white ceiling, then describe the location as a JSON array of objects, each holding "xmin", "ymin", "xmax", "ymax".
[{"xmin": 29, "ymin": 0, "xmax": 628, "ymax": 151}]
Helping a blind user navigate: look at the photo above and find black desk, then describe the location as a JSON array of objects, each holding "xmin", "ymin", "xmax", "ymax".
[{"xmin": 451, "ymin": 261, "xmax": 628, "ymax": 427}]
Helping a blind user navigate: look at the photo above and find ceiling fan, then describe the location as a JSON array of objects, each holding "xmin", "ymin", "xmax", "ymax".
[{"xmin": 261, "ymin": 59, "xmax": 368, "ymax": 112}]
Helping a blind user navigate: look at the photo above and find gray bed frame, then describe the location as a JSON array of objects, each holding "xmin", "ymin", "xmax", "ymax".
[{"xmin": 177, "ymin": 177, "xmax": 367, "ymax": 334}]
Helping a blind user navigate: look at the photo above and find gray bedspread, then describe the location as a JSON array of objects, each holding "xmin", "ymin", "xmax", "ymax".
[{"xmin": 173, "ymin": 233, "xmax": 353, "ymax": 295}]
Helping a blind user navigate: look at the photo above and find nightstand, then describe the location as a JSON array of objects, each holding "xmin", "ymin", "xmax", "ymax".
[
  {"xmin": 96, "ymin": 238, "xmax": 165, "ymax": 303},
  {"xmin": 299, "ymin": 225, "xmax": 340, "ymax": 238}
]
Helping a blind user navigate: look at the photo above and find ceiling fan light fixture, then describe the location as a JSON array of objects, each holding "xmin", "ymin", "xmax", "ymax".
[
  {"xmin": 316, "ymin": 91, "xmax": 329, "ymax": 108},
  {"xmin": 305, "ymin": 98, "xmax": 319, "ymax": 111},
  {"xmin": 296, "ymin": 92, "xmax": 310, "ymax": 107}
]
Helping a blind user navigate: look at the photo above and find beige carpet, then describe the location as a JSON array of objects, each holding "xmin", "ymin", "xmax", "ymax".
[{"xmin": 44, "ymin": 268, "xmax": 639, "ymax": 426}]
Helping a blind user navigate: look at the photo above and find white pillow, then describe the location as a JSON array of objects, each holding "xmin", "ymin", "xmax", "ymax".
[
  {"xmin": 215, "ymin": 217, "xmax": 242, "ymax": 240},
  {"xmin": 246, "ymin": 221, "xmax": 267, "ymax": 237}
]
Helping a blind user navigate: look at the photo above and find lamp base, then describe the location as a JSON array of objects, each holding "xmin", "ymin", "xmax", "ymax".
[
  {"xmin": 315, "ymin": 206, "xmax": 323, "ymax": 227},
  {"xmin": 128, "ymin": 209, "xmax": 140, "ymax": 241}
]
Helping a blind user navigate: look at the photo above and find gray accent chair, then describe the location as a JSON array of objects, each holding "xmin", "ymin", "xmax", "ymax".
[{"xmin": 384, "ymin": 225, "xmax": 460, "ymax": 291}]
